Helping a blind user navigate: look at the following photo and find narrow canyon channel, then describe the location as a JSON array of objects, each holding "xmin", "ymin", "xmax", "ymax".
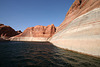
[{"xmin": 0, "ymin": 41, "xmax": 100, "ymax": 67}]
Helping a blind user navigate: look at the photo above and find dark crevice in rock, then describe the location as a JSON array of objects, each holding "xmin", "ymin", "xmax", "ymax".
[{"xmin": 79, "ymin": 0, "xmax": 82, "ymax": 5}]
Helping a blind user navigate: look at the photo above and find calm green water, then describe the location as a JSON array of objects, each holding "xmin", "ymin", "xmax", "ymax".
[{"xmin": 0, "ymin": 41, "xmax": 100, "ymax": 67}]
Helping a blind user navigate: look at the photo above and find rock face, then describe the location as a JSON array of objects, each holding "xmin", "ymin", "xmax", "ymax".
[
  {"xmin": 57, "ymin": 0, "xmax": 100, "ymax": 32},
  {"xmin": 16, "ymin": 24, "xmax": 56, "ymax": 38},
  {"xmin": 16, "ymin": 30, "xmax": 22, "ymax": 34},
  {"xmin": 0, "ymin": 24, "xmax": 21, "ymax": 40},
  {"xmin": 10, "ymin": 24, "xmax": 56, "ymax": 41},
  {"xmin": 50, "ymin": 0, "xmax": 100, "ymax": 57}
]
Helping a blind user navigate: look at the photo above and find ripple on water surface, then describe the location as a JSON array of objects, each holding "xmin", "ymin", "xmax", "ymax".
[{"xmin": 0, "ymin": 41, "xmax": 100, "ymax": 67}]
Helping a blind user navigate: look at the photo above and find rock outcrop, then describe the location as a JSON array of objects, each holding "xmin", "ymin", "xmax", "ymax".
[
  {"xmin": 16, "ymin": 30, "xmax": 22, "ymax": 34},
  {"xmin": 50, "ymin": 0, "xmax": 100, "ymax": 57},
  {"xmin": 10, "ymin": 24, "xmax": 56, "ymax": 41},
  {"xmin": 0, "ymin": 24, "xmax": 21, "ymax": 40},
  {"xmin": 57, "ymin": 0, "xmax": 100, "ymax": 32}
]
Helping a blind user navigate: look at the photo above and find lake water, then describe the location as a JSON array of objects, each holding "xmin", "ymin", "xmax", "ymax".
[{"xmin": 0, "ymin": 41, "xmax": 100, "ymax": 67}]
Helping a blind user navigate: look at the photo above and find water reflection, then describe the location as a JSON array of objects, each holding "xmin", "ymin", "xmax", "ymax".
[{"xmin": 0, "ymin": 41, "xmax": 100, "ymax": 67}]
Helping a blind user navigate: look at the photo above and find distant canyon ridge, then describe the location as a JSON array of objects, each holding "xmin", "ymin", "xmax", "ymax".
[{"xmin": 0, "ymin": 24, "xmax": 56, "ymax": 41}]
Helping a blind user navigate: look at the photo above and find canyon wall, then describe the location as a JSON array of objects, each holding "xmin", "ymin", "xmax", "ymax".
[
  {"xmin": 4, "ymin": 0, "xmax": 100, "ymax": 57},
  {"xmin": 57, "ymin": 0, "xmax": 100, "ymax": 32},
  {"xmin": 0, "ymin": 24, "xmax": 21, "ymax": 41},
  {"xmin": 50, "ymin": 0, "xmax": 100, "ymax": 57},
  {"xmin": 10, "ymin": 24, "xmax": 56, "ymax": 41}
]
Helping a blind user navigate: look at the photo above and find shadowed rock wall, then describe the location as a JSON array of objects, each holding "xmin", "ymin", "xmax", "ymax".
[{"xmin": 0, "ymin": 24, "xmax": 21, "ymax": 40}]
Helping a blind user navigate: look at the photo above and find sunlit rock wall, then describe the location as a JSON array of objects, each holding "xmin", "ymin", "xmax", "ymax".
[
  {"xmin": 50, "ymin": 8, "xmax": 100, "ymax": 57},
  {"xmin": 10, "ymin": 24, "xmax": 56, "ymax": 41},
  {"xmin": 57, "ymin": 0, "xmax": 100, "ymax": 32}
]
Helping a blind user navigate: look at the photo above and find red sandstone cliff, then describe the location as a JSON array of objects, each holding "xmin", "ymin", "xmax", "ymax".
[
  {"xmin": 15, "ymin": 24, "xmax": 56, "ymax": 38},
  {"xmin": 57, "ymin": 0, "xmax": 100, "ymax": 32},
  {"xmin": 0, "ymin": 24, "xmax": 21, "ymax": 40}
]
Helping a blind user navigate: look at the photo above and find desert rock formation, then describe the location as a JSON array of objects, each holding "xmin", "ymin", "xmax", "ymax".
[
  {"xmin": 0, "ymin": 24, "xmax": 21, "ymax": 40},
  {"xmin": 50, "ymin": 0, "xmax": 100, "ymax": 57},
  {"xmin": 57, "ymin": 0, "xmax": 100, "ymax": 32},
  {"xmin": 3, "ymin": 0, "xmax": 100, "ymax": 57},
  {"xmin": 10, "ymin": 24, "xmax": 56, "ymax": 41},
  {"xmin": 16, "ymin": 30, "xmax": 22, "ymax": 34}
]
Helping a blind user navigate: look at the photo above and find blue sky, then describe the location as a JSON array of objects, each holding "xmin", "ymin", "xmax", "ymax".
[{"xmin": 0, "ymin": 0, "xmax": 74, "ymax": 31}]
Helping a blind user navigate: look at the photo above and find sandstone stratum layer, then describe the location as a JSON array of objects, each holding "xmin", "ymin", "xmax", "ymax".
[
  {"xmin": 57, "ymin": 0, "xmax": 100, "ymax": 32},
  {"xmin": 50, "ymin": 0, "xmax": 100, "ymax": 57},
  {"xmin": 10, "ymin": 24, "xmax": 56, "ymax": 41},
  {"xmin": 0, "ymin": 24, "xmax": 21, "ymax": 40}
]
